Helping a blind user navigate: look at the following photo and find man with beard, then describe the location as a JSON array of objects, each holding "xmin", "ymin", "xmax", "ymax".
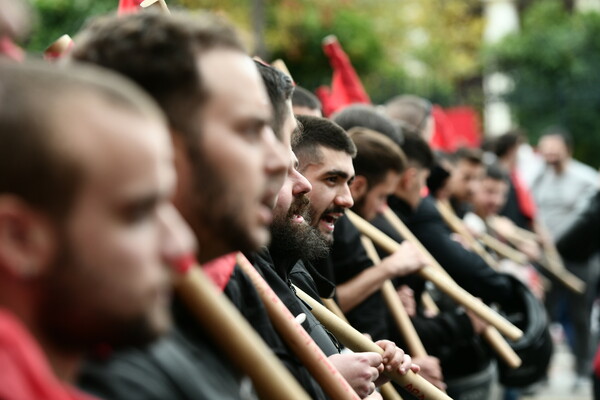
[
  {"xmin": 250, "ymin": 64, "xmax": 417, "ymax": 399},
  {"xmin": 292, "ymin": 120, "xmax": 444, "ymax": 390},
  {"xmin": 72, "ymin": 12, "xmax": 289, "ymax": 399},
  {"xmin": 262, "ymin": 139, "xmax": 417, "ymax": 399},
  {"xmin": 0, "ymin": 62, "xmax": 194, "ymax": 399}
]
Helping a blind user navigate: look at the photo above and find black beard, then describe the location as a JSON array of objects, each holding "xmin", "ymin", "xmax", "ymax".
[{"xmin": 270, "ymin": 194, "xmax": 330, "ymax": 264}]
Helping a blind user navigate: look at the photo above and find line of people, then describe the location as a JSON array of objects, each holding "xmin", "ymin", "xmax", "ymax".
[{"xmin": 1, "ymin": 4, "xmax": 586, "ymax": 400}]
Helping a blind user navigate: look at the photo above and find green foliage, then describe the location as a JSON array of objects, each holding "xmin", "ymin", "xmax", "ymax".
[
  {"xmin": 27, "ymin": 0, "xmax": 115, "ymax": 54},
  {"xmin": 26, "ymin": 0, "xmax": 484, "ymax": 108},
  {"xmin": 486, "ymin": 0, "xmax": 600, "ymax": 166}
]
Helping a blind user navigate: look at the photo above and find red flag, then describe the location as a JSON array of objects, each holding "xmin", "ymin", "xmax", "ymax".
[
  {"xmin": 430, "ymin": 106, "xmax": 481, "ymax": 152},
  {"xmin": 0, "ymin": 36, "xmax": 25, "ymax": 62},
  {"xmin": 511, "ymin": 170, "xmax": 537, "ymax": 220},
  {"xmin": 118, "ymin": 0, "xmax": 143, "ymax": 15},
  {"xmin": 315, "ymin": 35, "xmax": 371, "ymax": 117},
  {"xmin": 202, "ymin": 253, "xmax": 238, "ymax": 291},
  {"xmin": 0, "ymin": 309, "xmax": 99, "ymax": 400}
]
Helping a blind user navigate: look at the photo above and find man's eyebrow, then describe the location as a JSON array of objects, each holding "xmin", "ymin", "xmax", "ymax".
[{"xmin": 324, "ymin": 169, "xmax": 350, "ymax": 179}]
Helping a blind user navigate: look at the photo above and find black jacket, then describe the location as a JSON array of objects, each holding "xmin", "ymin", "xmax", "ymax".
[
  {"xmin": 373, "ymin": 195, "xmax": 517, "ymax": 307},
  {"xmin": 79, "ymin": 295, "xmax": 253, "ymax": 400},
  {"xmin": 557, "ymin": 190, "xmax": 600, "ymax": 262},
  {"xmin": 331, "ymin": 213, "xmax": 488, "ymax": 379},
  {"xmin": 79, "ymin": 261, "xmax": 331, "ymax": 400}
]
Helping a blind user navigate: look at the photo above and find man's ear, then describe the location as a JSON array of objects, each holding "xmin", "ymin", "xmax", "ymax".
[
  {"xmin": 350, "ymin": 175, "xmax": 368, "ymax": 201},
  {"xmin": 0, "ymin": 196, "xmax": 56, "ymax": 279},
  {"xmin": 399, "ymin": 167, "xmax": 417, "ymax": 191}
]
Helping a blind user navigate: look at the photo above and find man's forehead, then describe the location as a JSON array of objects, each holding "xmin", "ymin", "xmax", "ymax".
[
  {"xmin": 312, "ymin": 146, "xmax": 353, "ymax": 170},
  {"xmin": 198, "ymin": 49, "xmax": 271, "ymax": 115}
]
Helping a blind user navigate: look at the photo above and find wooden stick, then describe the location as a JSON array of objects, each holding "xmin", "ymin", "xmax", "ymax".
[
  {"xmin": 235, "ymin": 253, "xmax": 361, "ymax": 400},
  {"xmin": 320, "ymin": 297, "xmax": 406, "ymax": 400},
  {"xmin": 175, "ymin": 263, "xmax": 311, "ymax": 400},
  {"xmin": 479, "ymin": 233, "xmax": 529, "ymax": 265},
  {"xmin": 360, "ymin": 236, "xmax": 428, "ymax": 358},
  {"xmin": 421, "ymin": 292, "xmax": 440, "ymax": 315},
  {"xmin": 362, "ymin": 234, "xmax": 521, "ymax": 368},
  {"xmin": 140, "ymin": 0, "xmax": 170, "ymax": 13},
  {"xmin": 485, "ymin": 217, "xmax": 584, "ymax": 294},
  {"xmin": 381, "ymin": 383, "xmax": 405, "ymax": 400},
  {"xmin": 481, "ymin": 327, "xmax": 522, "ymax": 368},
  {"xmin": 322, "ymin": 297, "xmax": 347, "ymax": 321},
  {"xmin": 380, "ymin": 208, "xmax": 451, "ymax": 281},
  {"xmin": 540, "ymin": 241, "xmax": 586, "ymax": 294},
  {"xmin": 348, "ymin": 210, "xmax": 523, "ymax": 341},
  {"xmin": 366, "ymin": 210, "xmax": 524, "ymax": 366},
  {"xmin": 487, "ymin": 216, "xmax": 539, "ymax": 242},
  {"xmin": 435, "ymin": 200, "xmax": 500, "ymax": 270},
  {"xmin": 271, "ymin": 59, "xmax": 292, "ymax": 78},
  {"xmin": 294, "ymin": 285, "xmax": 453, "ymax": 400},
  {"xmin": 44, "ymin": 34, "xmax": 73, "ymax": 60}
]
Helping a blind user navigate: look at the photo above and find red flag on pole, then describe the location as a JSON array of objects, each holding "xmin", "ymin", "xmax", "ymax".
[
  {"xmin": 430, "ymin": 106, "xmax": 481, "ymax": 152},
  {"xmin": 118, "ymin": 0, "xmax": 143, "ymax": 15},
  {"xmin": 315, "ymin": 35, "xmax": 371, "ymax": 117},
  {"xmin": 0, "ymin": 36, "xmax": 25, "ymax": 62}
]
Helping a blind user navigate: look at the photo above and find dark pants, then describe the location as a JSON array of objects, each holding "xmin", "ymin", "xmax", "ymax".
[{"xmin": 546, "ymin": 256, "xmax": 600, "ymax": 375}]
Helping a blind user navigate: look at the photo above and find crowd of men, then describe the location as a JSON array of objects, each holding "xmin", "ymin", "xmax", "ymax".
[{"xmin": 1, "ymin": 2, "xmax": 600, "ymax": 400}]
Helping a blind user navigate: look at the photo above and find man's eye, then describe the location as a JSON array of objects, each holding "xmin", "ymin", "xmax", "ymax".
[
  {"xmin": 241, "ymin": 122, "xmax": 264, "ymax": 139},
  {"xmin": 123, "ymin": 202, "xmax": 155, "ymax": 223}
]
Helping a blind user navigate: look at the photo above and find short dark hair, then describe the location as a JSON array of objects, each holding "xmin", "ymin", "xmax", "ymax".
[
  {"xmin": 453, "ymin": 147, "xmax": 483, "ymax": 165},
  {"xmin": 71, "ymin": 11, "xmax": 244, "ymax": 138},
  {"xmin": 255, "ymin": 61, "xmax": 294, "ymax": 138},
  {"xmin": 292, "ymin": 85, "xmax": 321, "ymax": 111},
  {"xmin": 384, "ymin": 94, "xmax": 432, "ymax": 136},
  {"xmin": 540, "ymin": 126, "xmax": 573, "ymax": 152},
  {"xmin": 0, "ymin": 60, "xmax": 163, "ymax": 218},
  {"xmin": 484, "ymin": 163, "xmax": 510, "ymax": 183},
  {"xmin": 494, "ymin": 130, "xmax": 523, "ymax": 158},
  {"xmin": 349, "ymin": 127, "xmax": 406, "ymax": 187},
  {"xmin": 293, "ymin": 115, "xmax": 356, "ymax": 167},
  {"xmin": 331, "ymin": 104, "xmax": 403, "ymax": 147},
  {"xmin": 400, "ymin": 133, "xmax": 435, "ymax": 170}
]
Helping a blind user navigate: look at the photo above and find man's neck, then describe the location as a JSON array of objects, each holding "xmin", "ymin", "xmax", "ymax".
[
  {"xmin": 196, "ymin": 237, "xmax": 230, "ymax": 264},
  {"xmin": 551, "ymin": 160, "xmax": 567, "ymax": 175},
  {"xmin": 39, "ymin": 339, "xmax": 81, "ymax": 383}
]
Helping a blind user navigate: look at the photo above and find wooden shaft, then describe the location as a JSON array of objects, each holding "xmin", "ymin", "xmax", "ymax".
[
  {"xmin": 421, "ymin": 292, "xmax": 440, "ymax": 315},
  {"xmin": 294, "ymin": 285, "xmax": 453, "ymax": 400},
  {"xmin": 140, "ymin": 0, "xmax": 171, "ymax": 13},
  {"xmin": 360, "ymin": 235, "xmax": 428, "ymax": 358},
  {"xmin": 271, "ymin": 59, "xmax": 293, "ymax": 77},
  {"xmin": 481, "ymin": 326, "xmax": 522, "ymax": 369},
  {"xmin": 320, "ymin": 297, "xmax": 405, "ymax": 400},
  {"xmin": 540, "ymin": 241, "xmax": 586, "ymax": 294},
  {"xmin": 435, "ymin": 200, "xmax": 500, "ymax": 270},
  {"xmin": 382, "ymin": 281, "xmax": 428, "ymax": 358},
  {"xmin": 380, "ymin": 208, "xmax": 452, "ymax": 281},
  {"xmin": 488, "ymin": 216, "xmax": 539, "ymax": 242},
  {"xmin": 481, "ymin": 224, "xmax": 584, "ymax": 294},
  {"xmin": 347, "ymin": 210, "xmax": 523, "ymax": 341},
  {"xmin": 175, "ymin": 265, "xmax": 311, "ymax": 400},
  {"xmin": 322, "ymin": 297, "xmax": 348, "ymax": 321},
  {"xmin": 381, "ymin": 383, "xmax": 405, "ymax": 400},
  {"xmin": 235, "ymin": 254, "xmax": 361, "ymax": 400},
  {"xmin": 479, "ymin": 233, "xmax": 529, "ymax": 265},
  {"xmin": 376, "ymin": 211, "xmax": 522, "ymax": 368}
]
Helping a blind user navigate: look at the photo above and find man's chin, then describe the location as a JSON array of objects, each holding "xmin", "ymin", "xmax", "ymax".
[{"xmin": 317, "ymin": 227, "xmax": 334, "ymax": 244}]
